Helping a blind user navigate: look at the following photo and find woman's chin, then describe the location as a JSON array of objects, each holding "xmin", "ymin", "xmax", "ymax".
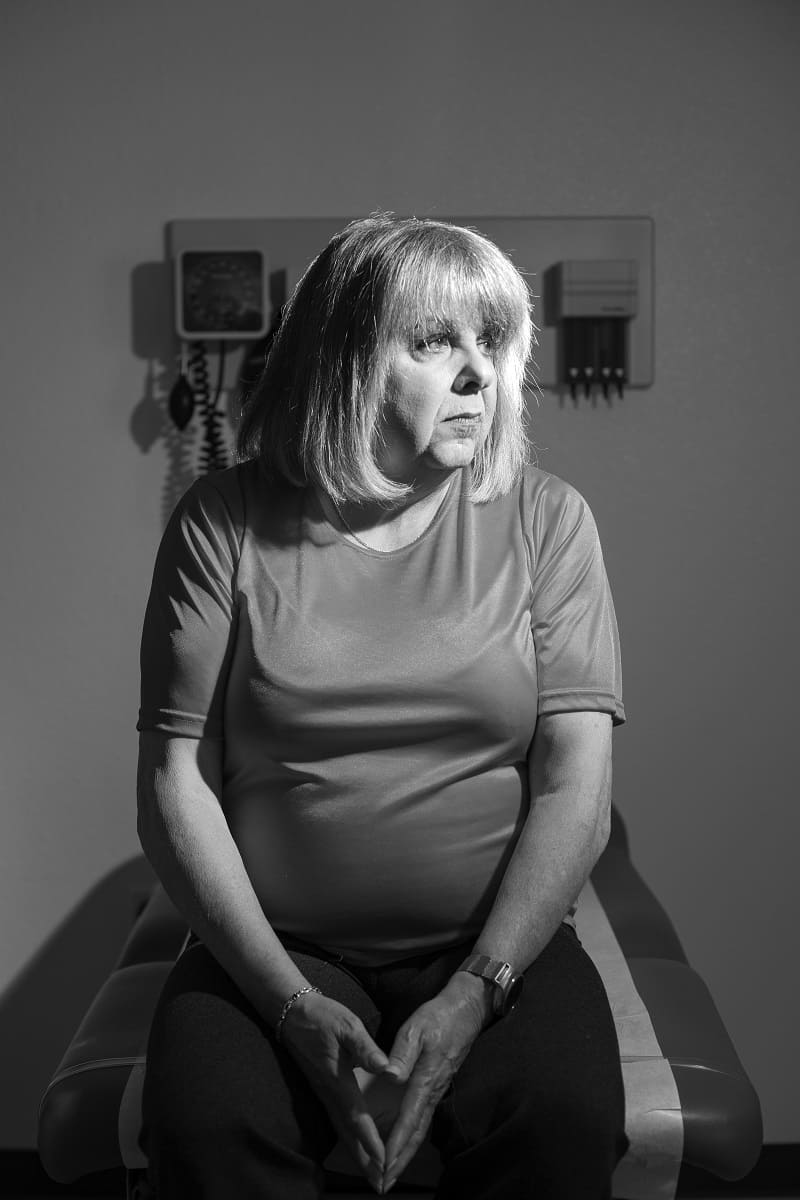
[
  {"xmin": 426, "ymin": 438, "xmax": 481, "ymax": 470},
  {"xmin": 383, "ymin": 438, "xmax": 481, "ymax": 486}
]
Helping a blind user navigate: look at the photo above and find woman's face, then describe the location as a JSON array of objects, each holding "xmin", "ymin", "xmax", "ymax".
[{"xmin": 376, "ymin": 310, "xmax": 498, "ymax": 487}]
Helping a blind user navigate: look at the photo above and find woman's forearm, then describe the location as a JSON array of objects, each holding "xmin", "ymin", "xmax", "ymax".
[
  {"xmin": 137, "ymin": 734, "xmax": 309, "ymax": 1026},
  {"xmin": 471, "ymin": 711, "xmax": 612, "ymax": 971}
]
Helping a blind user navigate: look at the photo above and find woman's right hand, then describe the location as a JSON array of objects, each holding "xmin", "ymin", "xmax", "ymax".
[{"xmin": 280, "ymin": 990, "xmax": 391, "ymax": 1193}]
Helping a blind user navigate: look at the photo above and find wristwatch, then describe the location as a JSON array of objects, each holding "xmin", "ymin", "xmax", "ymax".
[{"xmin": 457, "ymin": 954, "xmax": 524, "ymax": 1018}]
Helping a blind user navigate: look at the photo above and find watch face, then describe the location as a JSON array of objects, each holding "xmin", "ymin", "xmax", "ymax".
[
  {"xmin": 178, "ymin": 250, "xmax": 267, "ymax": 338},
  {"xmin": 502, "ymin": 974, "xmax": 524, "ymax": 1016}
]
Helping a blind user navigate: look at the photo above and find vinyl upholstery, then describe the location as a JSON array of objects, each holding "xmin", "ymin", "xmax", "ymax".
[{"xmin": 38, "ymin": 810, "xmax": 762, "ymax": 1198}]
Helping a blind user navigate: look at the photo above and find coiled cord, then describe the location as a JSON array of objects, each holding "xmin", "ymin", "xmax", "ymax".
[{"xmin": 188, "ymin": 341, "xmax": 229, "ymax": 473}]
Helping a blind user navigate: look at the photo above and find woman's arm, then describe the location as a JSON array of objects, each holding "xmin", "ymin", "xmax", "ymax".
[
  {"xmin": 137, "ymin": 731, "xmax": 391, "ymax": 1191},
  {"xmin": 137, "ymin": 731, "xmax": 310, "ymax": 1022},
  {"xmin": 471, "ymin": 708, "xmax": 612, "ymax": 969},
  {"xmin": 381, "ymin": 710, "xmax": 612, "ymax": 1190}
]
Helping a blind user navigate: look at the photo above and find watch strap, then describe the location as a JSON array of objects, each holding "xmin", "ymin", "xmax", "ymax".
[{"xmin": 458, "ymin": 953, "xmax": 520, "ymax": 1016}]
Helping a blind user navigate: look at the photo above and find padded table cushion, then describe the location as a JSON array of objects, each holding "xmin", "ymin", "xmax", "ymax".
[{"xmin": 38, "ymin": 821, "xmax": 762, "ymax": 1197}]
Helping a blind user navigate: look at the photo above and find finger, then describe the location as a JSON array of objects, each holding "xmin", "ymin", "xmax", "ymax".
[
  {"xmin": 351, "ymin": 1120, "xmax": 386, "ymax": 1193},
  {"xmin": 324, "ymin": 1095, "xmax": 386, "ymax": 1194},
  {"xmin": 349, "ymin": 1107, "xmax": 387, "ymax": 1170},
  {"xmin": 332, "ymin": 1117, "xmax": 384, "ymax": 1195},
  {"xmin": 383, "ymin": 1108, "xmax": 435, "ymax": 1193},
  {"xmin": 335, "ymin": 1070, "xmax": 388, "ymax": 1169},
  {"xmin": 383, "ymin": 1066, "xmax": 438, "ymax": 1168}
]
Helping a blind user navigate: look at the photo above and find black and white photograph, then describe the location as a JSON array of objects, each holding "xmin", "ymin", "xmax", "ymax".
[{"xmin": 0, "ymin": 3, "xmax": 797, "ymax": 1198}]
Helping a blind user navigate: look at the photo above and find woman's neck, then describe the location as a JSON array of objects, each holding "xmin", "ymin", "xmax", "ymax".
[{"xmin": 318, "ymin": 471, "xmax": 458, "ymax": 552}]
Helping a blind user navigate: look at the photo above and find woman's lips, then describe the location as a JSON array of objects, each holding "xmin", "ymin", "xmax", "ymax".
[{"xmin": 444, "ymin": 415, "xmax": 482, "ymax": 436}]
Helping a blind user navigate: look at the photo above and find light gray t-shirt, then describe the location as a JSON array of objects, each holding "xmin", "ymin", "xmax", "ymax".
[{"xmin": 138, "ymin": 460, "xmax": 624, "ymax": 965}]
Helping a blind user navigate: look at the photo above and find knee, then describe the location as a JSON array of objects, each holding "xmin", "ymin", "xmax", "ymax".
[
  {"xmin": 142, "ymin": 1073, "xmax": 244, "ymax": 1167},
  {"xmin": 142, "ymin": 1058, "xmax": 335, "ymax": 1175},
  {"xmin": 512, "ymin": 1076, "xmax": 628, "ymax": 1176},
  {"xmin": 476, "ymin": 1072, "xmax": 626, "ymax": 1157},
  {"xmin": 438, "ymin": 1074, "xmax": 628, "ymax": 1198}
]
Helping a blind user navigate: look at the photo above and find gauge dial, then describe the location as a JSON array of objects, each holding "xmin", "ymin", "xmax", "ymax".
[{"xmin": 177, "ymin": 250, "xmax": 267, "ymax": 339}]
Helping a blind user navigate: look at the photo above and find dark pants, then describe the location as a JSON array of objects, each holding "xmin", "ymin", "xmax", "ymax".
[{"xmin": 142, "ymin": 924, "xmax": 628, "ymax": 1199}]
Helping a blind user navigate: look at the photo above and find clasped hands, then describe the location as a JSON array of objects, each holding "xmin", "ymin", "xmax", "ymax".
[{"xmin": 281, "ymin": 973, "xmax": 492, "ymax": 1194}]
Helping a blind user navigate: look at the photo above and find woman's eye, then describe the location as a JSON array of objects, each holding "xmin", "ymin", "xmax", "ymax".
[{"xmin": 415, "ymin": 334, "xmax": 450, "ymax": 353}]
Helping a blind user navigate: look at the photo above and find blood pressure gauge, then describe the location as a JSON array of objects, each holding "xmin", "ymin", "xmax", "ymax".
[{"xmin": 176, "ymin": 249, "xmax": 268, "ymax": 340}]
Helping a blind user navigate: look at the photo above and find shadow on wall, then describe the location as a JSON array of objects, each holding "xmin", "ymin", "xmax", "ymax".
[
  {"xmin": 129, "ymin": 261, "xmax": 203, "ymax": 527},
  {"xmin": 0, "ymin": 856, "xmax": 156, "ymax": 1148}
]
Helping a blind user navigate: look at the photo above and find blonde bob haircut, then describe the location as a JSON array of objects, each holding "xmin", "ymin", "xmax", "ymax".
[{"xmin": 236, "ymin": 213, "xmax": 535, "ymax": 505}]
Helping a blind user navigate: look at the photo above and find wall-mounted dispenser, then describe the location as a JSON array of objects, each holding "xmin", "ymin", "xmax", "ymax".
[{"xmin": 549, "ymin": 260, "xmax": 638, "ymax": 399}]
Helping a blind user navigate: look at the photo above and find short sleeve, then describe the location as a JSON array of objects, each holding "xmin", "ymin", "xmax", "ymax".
[
  {"xmin": 137, "ymin": 475, "xmax": 242, "ymax": 738},
  {"xmin": 528, "ymin": 476, "xmax": 625, "ymax": 726}
]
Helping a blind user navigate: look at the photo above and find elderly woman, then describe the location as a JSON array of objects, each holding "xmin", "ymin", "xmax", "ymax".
[{"xmin": 137, "ymin": 214, "xmax": 628, "ymax": 1199}]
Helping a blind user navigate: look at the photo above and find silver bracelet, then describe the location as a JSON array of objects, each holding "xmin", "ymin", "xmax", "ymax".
[{"xmin": 275, "ymin": 985, "xmax": 321, "ymax": 1042}]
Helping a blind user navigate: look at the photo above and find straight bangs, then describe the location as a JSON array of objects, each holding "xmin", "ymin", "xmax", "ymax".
[{"xmin": 379, "ymin": 228, "xmax": 530, "ymax": 357}]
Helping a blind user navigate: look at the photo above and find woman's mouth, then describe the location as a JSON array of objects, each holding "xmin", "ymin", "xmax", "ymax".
[{"xmin": 445, "ymin": 414, "xmax": 482, "ymax": 434}]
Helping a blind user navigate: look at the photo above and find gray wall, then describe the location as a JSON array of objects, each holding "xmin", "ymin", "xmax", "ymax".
[{"xmin": 1, "ymin": 0, "xmax": 797, "ymax": 1146}]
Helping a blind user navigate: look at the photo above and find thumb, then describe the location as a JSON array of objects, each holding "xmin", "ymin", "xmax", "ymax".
[
  {"xmin": 342, "ymin": 1024, "xmax": 390, "ymax": 1074},
  {"xmin": 384, "ymin": 1025, "xmax": 420, "ymax": 1083}
]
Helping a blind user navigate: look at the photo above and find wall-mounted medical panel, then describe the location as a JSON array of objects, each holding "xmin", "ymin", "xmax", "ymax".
[{"xmin": 166, "ymin": 216, "xmax": 654, "ymax": 392}]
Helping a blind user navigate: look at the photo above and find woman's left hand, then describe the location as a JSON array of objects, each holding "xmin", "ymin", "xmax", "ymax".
[{"xmin": 380, "ymin": 972, "xmax": 492, "ymax": 1193}]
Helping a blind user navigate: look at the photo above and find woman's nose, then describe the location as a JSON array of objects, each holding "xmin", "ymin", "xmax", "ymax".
[{"xmin": 457, "ymin": 344, "xmax": 495, "ymax": 392}]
